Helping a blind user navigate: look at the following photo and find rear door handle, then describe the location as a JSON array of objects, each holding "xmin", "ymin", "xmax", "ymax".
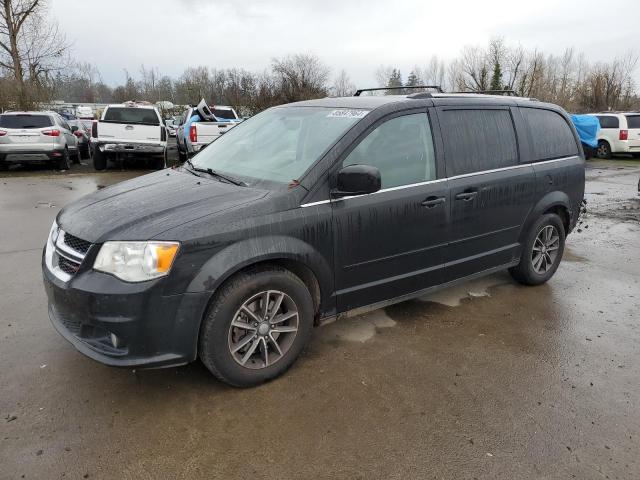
[
  {"xmin": 421, "ymin": 196, "xmax": 446, "ymax": 208},
  {"xmin": 455, "ymin": 191, "xmax": 478, "ymax": 201}
]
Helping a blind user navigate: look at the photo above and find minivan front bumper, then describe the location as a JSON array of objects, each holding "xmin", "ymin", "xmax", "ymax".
[{"xmin": 42, "ymin": 253, "xmax": 210, "ymax": 368}]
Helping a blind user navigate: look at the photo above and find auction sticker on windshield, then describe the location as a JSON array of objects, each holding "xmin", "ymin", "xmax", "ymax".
[{"xmin": 327, "ymin": 109, "xmax": 369, "ymax": 119}]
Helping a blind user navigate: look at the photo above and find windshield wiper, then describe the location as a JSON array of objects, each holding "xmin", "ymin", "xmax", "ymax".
[
  {"xmin": 184, "ymin": 158, "xmax": 247, "ymax": 186},
  {"xmin": 182, "ymin": 158, "xmax": 204, "ymax": 177}
]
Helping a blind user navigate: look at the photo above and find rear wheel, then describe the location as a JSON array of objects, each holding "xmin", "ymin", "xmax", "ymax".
[
  {"xmin": 152, "ymin": 150, "xmax": 167, "ymax": 170},
  {"xmin": 178, "ymin": 142, "xmax": 187, "ymax": 162},
  {"xmin": 93, "ymin": 148, "xmax": 106, "ymax": 171},
  {"xmin": 199, "ymin": 268, "xmax": 314, "ymax": 387},
  {"xmin": 72, "ymin": 148, "xmax": 81, "ymax": 164},
  {"xmin": 80, "ymin": 145, "xmax": 90, "ymax": 160},
  {"xmin": 509, "ymin": 213, "xmax": 566, "ymax": 286},
  {"xmin": 596, "ymin": 140, "xmax": 612, "ymax": 159},
  {"xmin": 57, "ymin": 148, "xmax": 71, "ymax": 170}
]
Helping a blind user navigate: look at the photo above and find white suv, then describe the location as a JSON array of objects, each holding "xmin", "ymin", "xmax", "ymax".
[
  {"xmin": 589, "ymin": 113, "xmax": 640, "ymax": 159},
  {"xmin": 0, "ymin": 111, "xmax": 80, "ymax": 170}
]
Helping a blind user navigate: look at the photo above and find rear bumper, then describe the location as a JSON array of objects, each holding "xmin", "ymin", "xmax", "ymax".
[
  {"xmin": 0, "ymin": 146, "xmax": 64, "ymax": 162},
  {"xmin": 94, "ymin": 140, "xmax": 166, "ymax": 155},
  {"xmin": 42, "ymin": 254, "xmax": 210, "ymax": 369}
]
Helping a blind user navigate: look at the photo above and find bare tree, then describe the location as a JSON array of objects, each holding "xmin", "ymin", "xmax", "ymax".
[
  {"xmin": 330, "ymin": 69, "xmax": 355, "ymax": 97},
  {"xmin": 271, "ymin": 53, "xmax": 330, "ymax": 103},
  {"xmin": 0, "ymin": 0, "xmax": 68, "ymax": 108}
]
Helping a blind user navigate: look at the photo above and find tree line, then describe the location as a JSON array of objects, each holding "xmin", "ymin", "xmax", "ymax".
[
  {"xmin": 376, "ymin": 38, "xmax": 639, "ymax": 113},
  {"xmin": 1, "ymin": 0, "xmax": 638, "ymax": 114}
]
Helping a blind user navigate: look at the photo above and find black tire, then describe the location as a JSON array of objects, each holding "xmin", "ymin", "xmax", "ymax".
[
  {"xmin": 72, "ymin": 148, "xmax": 81, "ymax": 164},
  {"xmin": 80, "ymin": 145, "xmax": 90, "ymax": 160},
  {"xmin": 0, "ymin": 161, "xmax": 8, "ymax": 171},
  {"xmin": 596, "ymin": 140, "xmax": 612, "ymax": 159},
  {"xmin": 199, "ymin": 267, "xmax": 314, "ymax": 387},
  {"xmin": 58, "ymin": 148, "xmax": 71, "ymax": 170},
  {"xmin": 509, "ymin": 213, "xmax": 566, "ymax": 286},
  {"xmin": 152, "ymin": 149, "xmax": 167, "ymax": 170},
  {"xmin": 178, "ymin": 142, "xmax": 187, "ymax": 163},
  {"xmin": 93, "ymin": 148, "xmax": 106, "ymax": 171}
]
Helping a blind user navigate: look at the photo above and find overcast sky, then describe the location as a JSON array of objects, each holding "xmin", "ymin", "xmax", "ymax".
[{"xmin": 51, "ymin": 0, "xmax": 638, "ymax": 87}]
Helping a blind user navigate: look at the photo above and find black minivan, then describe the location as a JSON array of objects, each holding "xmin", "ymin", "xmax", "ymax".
[{"xmin": 43, "ymin": 93, "xmax": 585, "ymax": 387}]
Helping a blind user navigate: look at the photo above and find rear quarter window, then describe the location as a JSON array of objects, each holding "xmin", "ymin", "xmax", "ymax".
[
  {"xmin": 596, "ymin": 116, "xmax": 619, "ymax": 129},
  {"xmin": 439, "ymin": 109, "xmax": 518, "ymax": 176},
  {"xmin": 625, "ymin": 115, "xmax": 640, "ymax": 129},
  {"xmin": 0, "ymin": 114, "xmax": 53, "ymax": 129},
  {"xmin": 521, "ymin": 108, "xmax": 579, "ymax": 161}
]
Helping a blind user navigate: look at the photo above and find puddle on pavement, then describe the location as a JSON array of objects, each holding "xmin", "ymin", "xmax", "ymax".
[
  {"xmin": 417, "ymin": 273, "xmax": 511, "ymax": 307},
  {"xmin": 563, "ymin": 248, "xmax": 588, "ymax": 263},
  {"xmin": 323, "ymin": 273, "xmax": 513, "ymax": 343},
  {"xmin": 323, "ymin": 309, "xmax": 396, "ymax": 342}
]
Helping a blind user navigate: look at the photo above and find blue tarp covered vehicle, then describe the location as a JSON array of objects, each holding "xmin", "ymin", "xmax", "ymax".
[{"xmin": 570, "ymin": 114, "xmax": 600, "ymax": 148}]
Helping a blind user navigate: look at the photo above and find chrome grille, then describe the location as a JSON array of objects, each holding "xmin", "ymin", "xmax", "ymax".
[
  {"xmin": 58, "ymin": 255, "xmax": 80, "ymax": 275},
  {"xmin": 63, "ymin": 232, "xmax": 91, "ymax": 255},
  {"xmin": 46, "ymin": 227, "xmax": 92, "ymax": 282}
]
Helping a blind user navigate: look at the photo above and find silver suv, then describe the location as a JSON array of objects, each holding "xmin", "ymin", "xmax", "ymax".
[{"xmin": 0, "ymin": 111, "xmax": 80, "ymax": 170}]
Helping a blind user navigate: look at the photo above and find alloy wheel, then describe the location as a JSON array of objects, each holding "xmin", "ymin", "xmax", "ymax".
[
  {"xmin": 531, "ymin": 225, "xmax": 560, "ymax": 274},
  {"xmin": 227, "ymin": 290, "xmax": 299, "ymax": 369}
]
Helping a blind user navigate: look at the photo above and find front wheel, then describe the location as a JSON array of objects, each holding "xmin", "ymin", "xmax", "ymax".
[
  {"xmin": 509, "ymin": 213, "xmax": 566, "ymax": 286},
  {"xmin": 199, "ymin": 268, "xmax": 314, "ymax": 387}
]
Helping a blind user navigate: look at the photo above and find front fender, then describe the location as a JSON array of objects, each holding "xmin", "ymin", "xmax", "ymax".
[{"xmin": 186, "ymin": 235, "xmax": 334, "ymax": 309}]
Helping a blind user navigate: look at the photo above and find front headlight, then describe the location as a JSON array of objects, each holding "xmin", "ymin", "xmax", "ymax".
[{"xmin": 94, "ymin": 241, "xmax": 180, "ymax": 282}]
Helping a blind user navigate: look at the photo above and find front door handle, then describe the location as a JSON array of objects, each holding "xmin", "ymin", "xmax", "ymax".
[
  {"xmin": 421, "ymin": 196, "xmax": 446, "ymax": 208},
  {"xmin": 455, "ymin": 190, "xmax": 478, "ymax": 201}
]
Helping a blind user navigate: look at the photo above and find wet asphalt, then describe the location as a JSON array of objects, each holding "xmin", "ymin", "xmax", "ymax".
[{"xmin": 1, "ymin": 147, "xmax": 639, "ymax": 479}]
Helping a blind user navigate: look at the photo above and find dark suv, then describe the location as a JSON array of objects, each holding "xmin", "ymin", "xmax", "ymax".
[{"xmin": 43, "ymin": 93, "xmax": 585, "ymax": 387}]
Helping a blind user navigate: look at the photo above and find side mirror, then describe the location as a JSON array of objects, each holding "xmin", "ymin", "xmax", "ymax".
[
  {"xmin": 333, "ymin": 164, "xmax": 381, "ymax": 197},
  {"xmin": 70, "ymin": 125, "xmax": 78, "ymax": 132}
]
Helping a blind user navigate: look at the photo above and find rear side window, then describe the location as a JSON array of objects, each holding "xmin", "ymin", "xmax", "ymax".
[
  {"xmin": 626, "ymin": 115, "xmax": 640, "ymax": 129},
  {"xmin": 0, "ymin": 114, "xmax": 53, "ymax": 129},
  {"xmin": 521, "ymin": 108, "xmax": 579, "ymax": 161},
  {"xmin": 440, "ymin": 109, "xmax": 518, "ymax": 176},
  {"xmin": 103, "ymin": 108, "xmax": 160, "ymax": 125},
  {"xmin": 596, "ymin": 116, "xmax": 619, "ymax": 129}
]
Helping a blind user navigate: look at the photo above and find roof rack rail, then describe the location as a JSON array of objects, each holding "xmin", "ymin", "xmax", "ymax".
[
  {"xmin": 450, "ymin": 89, "xmax": 520, "ymax": 96},
  {"xmin": 354, "ymin": 85, "xmax": 443, "ymax": 96}
]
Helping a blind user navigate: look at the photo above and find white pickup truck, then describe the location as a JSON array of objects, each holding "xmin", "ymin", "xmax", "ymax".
[
  {"xmin": 91, "ymin": 102, "xmax": 167, "ymax": 170},
  {"xmin": 176, "ymin": 100, "xmax": 241, "ymax": 161}
]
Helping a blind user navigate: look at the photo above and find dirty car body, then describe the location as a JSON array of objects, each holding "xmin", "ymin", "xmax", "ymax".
[{"xmin": 43, "ymin": 93, "xmax": 585, "ymax": 386}]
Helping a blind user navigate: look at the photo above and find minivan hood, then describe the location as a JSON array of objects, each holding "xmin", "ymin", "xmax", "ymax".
[{"xmin": 58, "ymin": 170, "xmax": 268, "ymax": 243}]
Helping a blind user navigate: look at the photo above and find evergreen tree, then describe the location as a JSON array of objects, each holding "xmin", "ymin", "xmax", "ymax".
[
  {"xmin": 490, "ymin": 61, "xmax": 503, "ymax": 93},
  {"xmin": 406, "ymin": 70, "xmax": 421, "ymax": 87},
  {"xmin": 385, "ymin": 69, "xmax": 403, "ymax": 94}
]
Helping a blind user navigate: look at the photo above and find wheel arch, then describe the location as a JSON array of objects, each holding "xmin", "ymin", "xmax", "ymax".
[
  {"xmin": 187, "ymin": 235, "xmax": 334, "ymax": 324},
  {"xmin": 520, "ymin": 191, "xmax": 572, "ymax": 243}
]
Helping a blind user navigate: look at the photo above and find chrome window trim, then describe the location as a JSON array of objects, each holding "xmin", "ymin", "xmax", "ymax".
[{"xmin": 299, "ymin": 155, "xmax": 578, "ymax": 208}]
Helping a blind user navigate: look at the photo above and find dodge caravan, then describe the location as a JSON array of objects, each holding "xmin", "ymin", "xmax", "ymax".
[{"xmin": 43, "ymin": 93, "xmax": 585, "ymax": 387}]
